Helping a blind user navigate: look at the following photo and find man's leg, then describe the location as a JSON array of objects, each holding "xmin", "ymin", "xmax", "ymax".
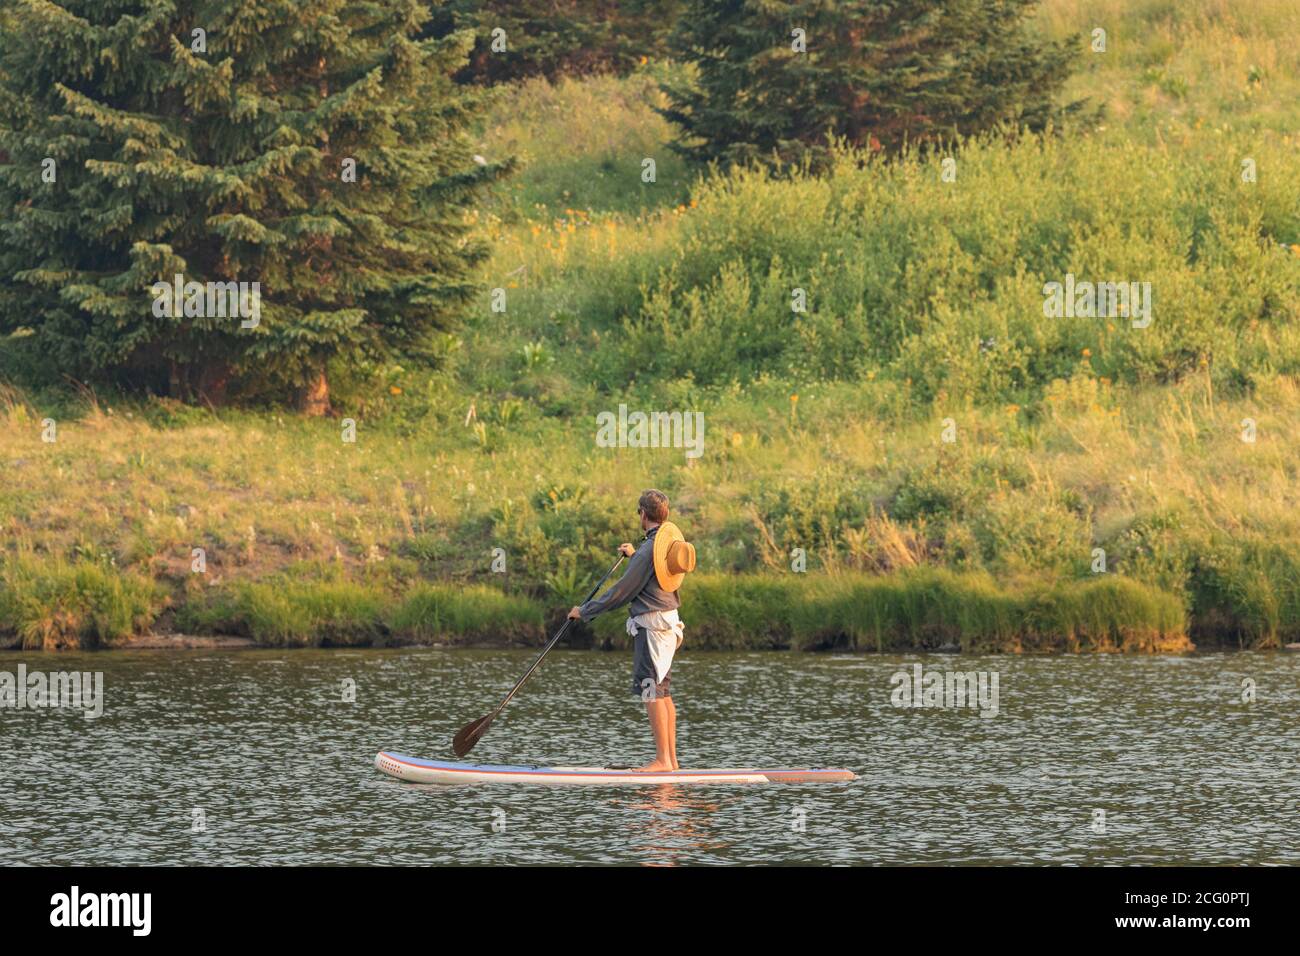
[
  {"xmin": 639, "ymin": 698, "xmax": 673, "ymax": 772},
  {"xmin": 666, "ymin": 697, "xmax": 678, "ymax": 770}
]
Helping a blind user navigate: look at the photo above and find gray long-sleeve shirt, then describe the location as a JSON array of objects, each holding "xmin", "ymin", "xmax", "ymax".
[{"xmin": 579, "ymin": 525, "xmax": 680, "ymax": 622}]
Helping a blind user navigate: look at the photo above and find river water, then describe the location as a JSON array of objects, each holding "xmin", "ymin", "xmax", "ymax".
[{"xmin": 2, "ymin": 648, "xmax": 1296, "ymax": 865}]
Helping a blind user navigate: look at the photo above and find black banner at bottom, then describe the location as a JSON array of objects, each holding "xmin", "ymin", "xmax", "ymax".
[{"xmin": 0, "ymin": 865, "xmax": 1279, "ymax": 942}]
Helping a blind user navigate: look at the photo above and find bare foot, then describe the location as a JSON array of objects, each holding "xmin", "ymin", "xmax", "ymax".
[{"xmin": 637, "ymin": 760, "xmax": 674, "ymax": 772}]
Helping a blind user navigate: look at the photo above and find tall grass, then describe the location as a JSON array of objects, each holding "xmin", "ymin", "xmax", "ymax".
[
  {"xmin": 171, "ymin": 576, "xmax": 545, "ymax": 647},
  {"xmin": 591, "ymin": 570, "xmax": 1188, "ymax": 652},
  {"xmin": 389, "ymin": 585, "xmax": 544, "ymax": 644},
  {"xmin": 0, "ymin": 553, "xmax": 164, "ymax": 649}
]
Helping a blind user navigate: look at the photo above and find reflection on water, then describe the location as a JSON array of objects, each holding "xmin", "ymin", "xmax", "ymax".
[{"xmin": 1, "ymin": 648, "xmax": 1296, "ymax": 865}]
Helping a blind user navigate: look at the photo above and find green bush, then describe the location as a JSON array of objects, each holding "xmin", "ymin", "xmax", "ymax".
[
  {"xmin": 1187, "ymin": 537, "xmax": 1300, "ymax": 647},
  {"xmin": 571, "ymin": 135, "xmax": 1300, "ymax": 402}
]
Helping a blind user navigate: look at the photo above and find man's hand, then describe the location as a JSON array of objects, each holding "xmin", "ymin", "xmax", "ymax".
[
  {"xmin": 567, "ymin": 606, "xmax": 583, "ymax": 620},
  {"xmin": 618, "ymin": 542, "xmax": 636, "ymax": 557}
]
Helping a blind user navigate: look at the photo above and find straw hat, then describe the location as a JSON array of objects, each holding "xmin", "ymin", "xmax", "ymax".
[{"xmin": 652, "ymin": 521, "xmax": 696, "ymax": 592}]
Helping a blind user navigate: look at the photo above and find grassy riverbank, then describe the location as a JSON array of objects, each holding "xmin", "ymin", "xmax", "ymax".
[
  {"xmin": 1, "ymin": 354, "xmax": 1297, "ymax": 650},
  {"xmin": 2, "ymin": 0, "xmax": 1298, "ymax": 651},
  {"xmin": 0, "ymin": 550, "xmax": 1188, "ymax": 654}
]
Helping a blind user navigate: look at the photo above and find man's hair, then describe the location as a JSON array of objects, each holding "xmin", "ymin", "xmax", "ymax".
[{"xmin": 638, "ymin": 489, "xmax": 670, "ymax": 523}]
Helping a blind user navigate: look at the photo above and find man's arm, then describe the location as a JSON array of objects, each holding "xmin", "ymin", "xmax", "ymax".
[{"xmin": 577, "ymin": 546, "xmax": 653, "ymax": 621}]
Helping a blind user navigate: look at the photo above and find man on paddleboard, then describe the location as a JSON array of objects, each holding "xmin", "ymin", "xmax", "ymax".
[{"xmin": 568, "ymin": 490, "xmax": 696, "ymax": 772}]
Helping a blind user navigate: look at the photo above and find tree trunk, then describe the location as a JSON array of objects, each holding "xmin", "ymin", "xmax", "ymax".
[
  {"xmin": 168, "ymin": 359, "xmax": 184, "ymax": 399},
  {"xmin": 196, "ymin": 362, "xmax": 231, "ymax": 406},
  {"xmin": 299, "ymin": 366, "xmax": 331, "ymax": 417}
]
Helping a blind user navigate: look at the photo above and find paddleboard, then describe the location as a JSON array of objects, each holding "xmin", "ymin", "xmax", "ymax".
[{"xmin": 376, "ymin": 751, "xmax": 854, "ymax": 786}]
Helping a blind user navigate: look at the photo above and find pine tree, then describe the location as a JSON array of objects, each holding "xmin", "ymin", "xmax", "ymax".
[
  {"xmin": 661, "ymin": 0, "xmax": 1081, "ymax": 171},
  {"xmin": 0, "ymin": 0, "xmax": 504, "ymax": 411}
]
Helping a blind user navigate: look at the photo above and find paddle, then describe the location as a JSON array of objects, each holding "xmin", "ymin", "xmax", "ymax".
[{"xmin": 452, "ymin": 553, "xmax": 627, "ymax": 757}]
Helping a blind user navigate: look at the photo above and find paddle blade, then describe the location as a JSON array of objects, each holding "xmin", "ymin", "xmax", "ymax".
[{"xmin": 452, "ymin": 713, "xmax": 494, "ymax": 757}]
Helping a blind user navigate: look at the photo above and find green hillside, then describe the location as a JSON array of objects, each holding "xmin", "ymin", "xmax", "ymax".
[{"xmin": 2, "ymin": 0, "xmax": 1298, "ymax": 650}]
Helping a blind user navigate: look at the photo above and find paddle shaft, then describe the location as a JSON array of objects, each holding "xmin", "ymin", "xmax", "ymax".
[{"xmin": 487, "ymin": 553, "xmax": 626, "ymax": 720}]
